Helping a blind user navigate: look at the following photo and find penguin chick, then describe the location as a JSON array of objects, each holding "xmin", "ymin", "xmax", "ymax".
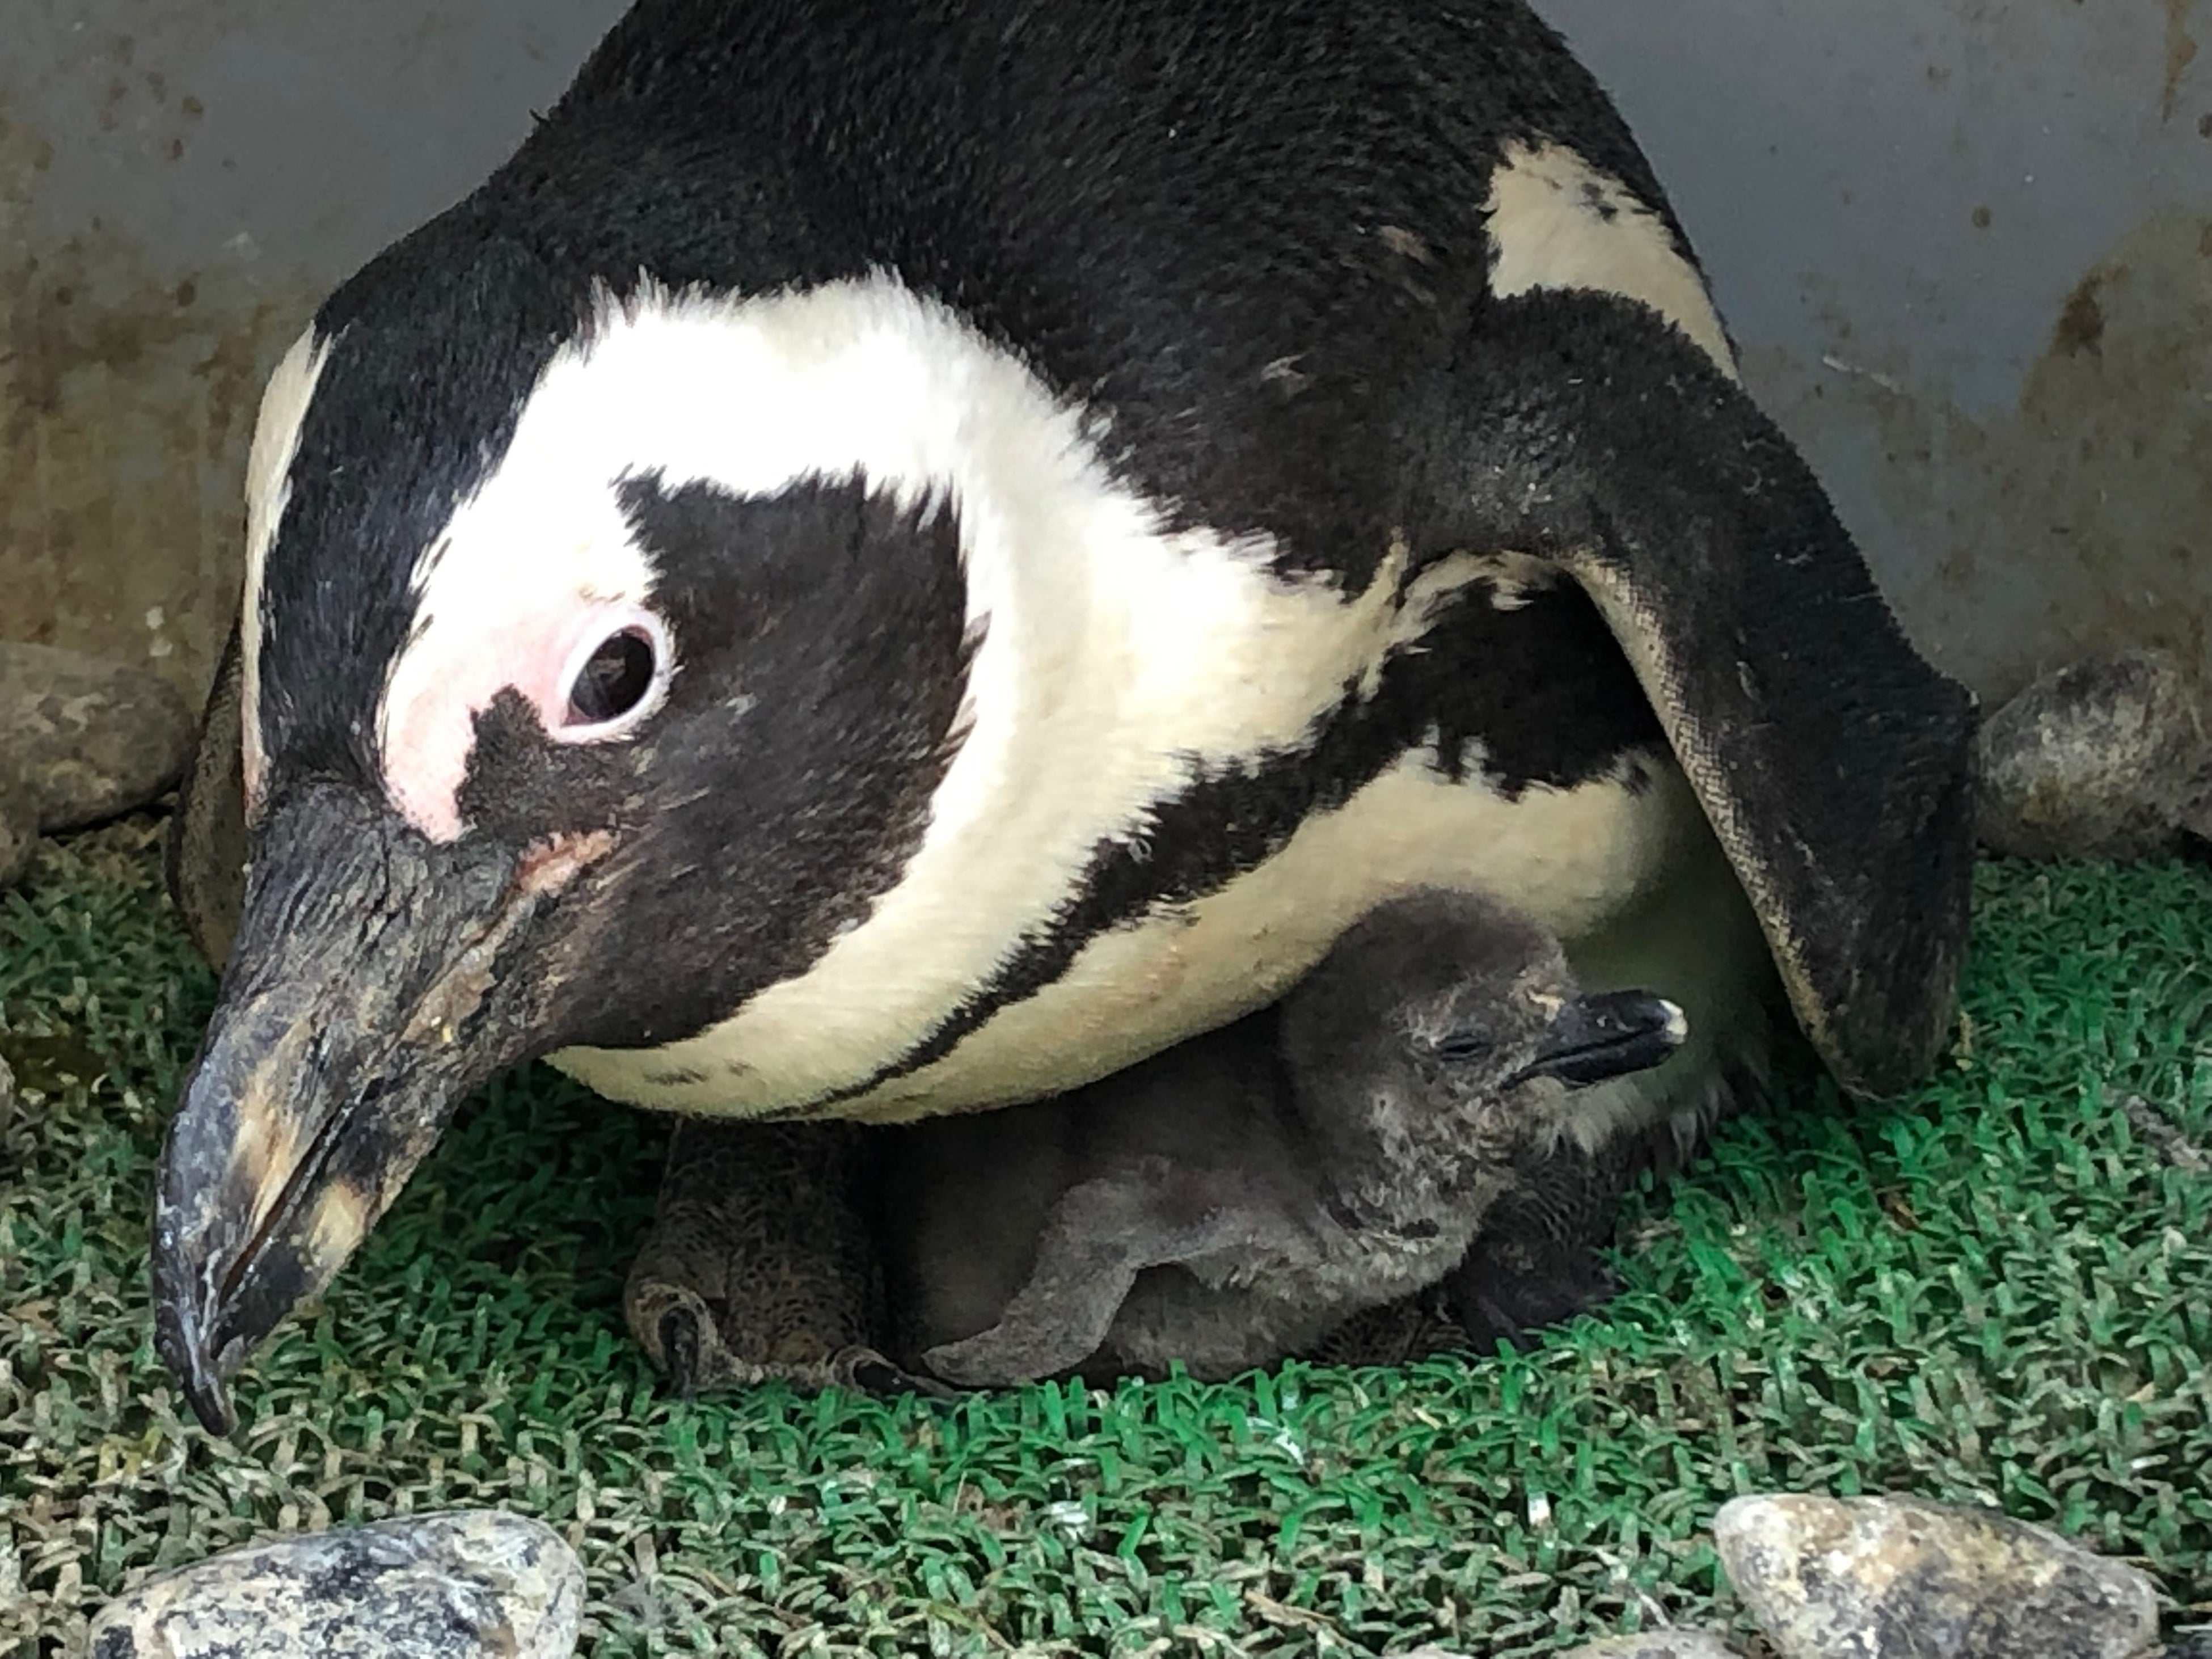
[{"xmin": 885, "ymin": 887, "xmax": 1687, "ymax": 1388}]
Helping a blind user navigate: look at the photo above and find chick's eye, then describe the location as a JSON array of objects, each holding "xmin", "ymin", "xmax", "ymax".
[
  {"xmin": 1432, "ymin": 1033, "xmax": 1492, "ymax": 1063},
  {"xmin": 565, "ymin": 628, "xmax": 657, "ymax": 727}
]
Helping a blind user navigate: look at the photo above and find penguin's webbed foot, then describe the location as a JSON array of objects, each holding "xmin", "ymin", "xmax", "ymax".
[
  {"xmin": 646, "ymin": 1295, "xmax": 956, "ymax": 1399},
  {"xmin": 623, "ymin": 1117, "xmax": 954, "ymax": 1401}
]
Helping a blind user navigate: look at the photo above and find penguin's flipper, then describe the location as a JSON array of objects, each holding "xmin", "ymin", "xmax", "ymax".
[
  {"xmin": 1408, "ymin": 289, "xmax": 1977, "ymax": 1097},
  {"xmin": 623, "ymin": 1118, "xmax": 949, "ymax": 1398},
  {"xmin": 921, "ymin": 1164, "xmax": 1243, "ymax": 1387},
  {"xmin": 1446, "ymin": 1114, "xmax": 1665, "ymax": 1349},
  {"xmin": 1449, "ymin": 1146, "xmax": 1626, "ymax": 1350},
  {"xmin": 164, "ymin": 615, "xmax": 250, "ymax": 973}
]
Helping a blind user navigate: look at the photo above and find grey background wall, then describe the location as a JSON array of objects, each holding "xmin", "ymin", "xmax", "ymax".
[{"xmin": 3, "ymin": 0, "xmax": 2207, "ymax": 709}]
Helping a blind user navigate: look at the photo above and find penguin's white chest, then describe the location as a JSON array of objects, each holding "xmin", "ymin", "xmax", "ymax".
[
  {"xmin": 841, "ymin": 748, "xmax": 1706, "ymax": 1122},
  {"xmin": 553, "ymin": 752, "xmax": 1706, "ymax": 1121}
]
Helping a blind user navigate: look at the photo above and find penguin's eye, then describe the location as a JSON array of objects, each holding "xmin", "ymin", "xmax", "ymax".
[
  {"xmin": 567, "ymin": 630, "xmax": 656, "ymax": 725},
  {"xmin": 550, "ymin": 607, "xmax": 673, "ymax": 741}
]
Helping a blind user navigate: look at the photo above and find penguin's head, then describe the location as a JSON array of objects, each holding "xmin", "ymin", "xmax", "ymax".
[{"xmin": 154, "ymin": 227, "xmax": 978, "ymax": 1433}]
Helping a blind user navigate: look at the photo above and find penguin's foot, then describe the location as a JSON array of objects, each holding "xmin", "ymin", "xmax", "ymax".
[
  {"xmin": 623, "ymin": 1118, "xmax": 951, "ymax": 1399},
  {"xmin": 643, "ymin": 1294, "xmax": 956, "ymax": 1400},
  {"xmin": 1444, "ymin": 1232, "xmax": 1623, "ymax": 1350}
]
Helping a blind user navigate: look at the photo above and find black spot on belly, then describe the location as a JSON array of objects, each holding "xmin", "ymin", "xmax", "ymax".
[{"xmin": 815, "ymin": 574, "xmax": 1662, "ymax": 1107}]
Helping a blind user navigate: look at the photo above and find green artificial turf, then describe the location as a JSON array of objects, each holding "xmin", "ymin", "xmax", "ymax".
[{"xmin": 3, "ymin": 817, "xmax": 2209, "ymax": 1657}]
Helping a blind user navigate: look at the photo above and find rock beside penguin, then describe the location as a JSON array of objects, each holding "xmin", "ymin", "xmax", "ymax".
[
  {"xmin": 85, "ymin": 1510, "xmax": 584, "ymax": 1659},
  {"xmin": 0, "ymin": 792, "xmax": 33, "ymax": 892},
  {"xmin": 1975, "ymin": 648, "xmax": 2212, "ymax": 860},
  {"xmin": 1713, "ymin": 1492, "xmax": 2164, "ymax": 1659},
  {"xmin": 0, "ymin": 641, "xmax": 197, "ymax": 835}
]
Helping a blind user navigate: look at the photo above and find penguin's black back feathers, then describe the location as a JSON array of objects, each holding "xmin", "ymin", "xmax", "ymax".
[{"xmin": 514, "ymin": 0, "xmax": 1690, "ymax": 568}]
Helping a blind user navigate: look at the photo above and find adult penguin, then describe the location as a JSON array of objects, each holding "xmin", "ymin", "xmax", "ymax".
[{"xmin": 155, "ymin": 0, "xmax": 1975, "ymax": 1431}]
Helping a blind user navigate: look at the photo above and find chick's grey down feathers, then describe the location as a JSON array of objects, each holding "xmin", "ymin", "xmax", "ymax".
[{"xmin": 882, "ymin": 887, "xmax": 1686, "ymax": 1387}]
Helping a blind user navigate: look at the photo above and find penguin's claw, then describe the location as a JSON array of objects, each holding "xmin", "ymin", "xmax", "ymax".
[
  {"xmin": 831, "ymin": 1344, "xmax": 967, "ymax": 1402},
  {"xmin": 659, "ymin": 1306, "xmax": 703, "ymax": 1397},
  {"xmin": 625, "ymin": 1268, "xmax": 961, "ymax": 1401}
]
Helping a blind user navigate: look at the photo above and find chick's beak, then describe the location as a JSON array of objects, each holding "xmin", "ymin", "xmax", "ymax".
[
  {"xmin": 153, "ymin": 783, "xmax": 609, "ymax": 1434},
  {"xmin": 1514, "ymin": 989, "xmax": 1689, "ymax": 1089}
]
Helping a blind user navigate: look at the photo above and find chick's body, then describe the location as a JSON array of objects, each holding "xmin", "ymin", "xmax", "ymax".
[{"xmin": 879, "ymin": 888, "xmax": 1685, "ymax": 1385}]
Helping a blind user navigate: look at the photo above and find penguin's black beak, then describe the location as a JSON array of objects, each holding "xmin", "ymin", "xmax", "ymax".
[
  {"xmin": 1513, "ymin": 990, "xmax": 1688, "ymax": 1089},
  {"xmin": 152, "ymin": 783, "xmax": 612, "ymax": 1435}
]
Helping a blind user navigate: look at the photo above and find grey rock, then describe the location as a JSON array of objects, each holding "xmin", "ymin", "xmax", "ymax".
[
  {"xmin": 1714, "ymin": 1492, "xmax": 2163, "ymax": 1659},
  {"xmin": 1975, "ymin": 648, "xmax": 2212, "ymax": 860},
  {"xmin": 0, "ymin": 800, "xmax": 33, "ymax": 891},
  {"xmin": 1558, "ymin": 1636, "xmax": 1749, "ymax": 1658},
  {"xmin": 0, "ymin": 641, "xmax": 196, "ymax": 833},
  {"xmin": 85, "ymin": 1510, "xmax": 584, "ymax": 1659}
]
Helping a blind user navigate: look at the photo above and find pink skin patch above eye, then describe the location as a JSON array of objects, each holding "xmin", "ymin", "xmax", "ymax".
[{"xmin": 379, "ymin": 601, "xmax": 671, "ymax": 843}]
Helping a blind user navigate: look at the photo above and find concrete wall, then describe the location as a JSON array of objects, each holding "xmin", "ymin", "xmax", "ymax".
[{"xmin": 4, "ymin": 0, "xmax": 2207, "ymax": 708}]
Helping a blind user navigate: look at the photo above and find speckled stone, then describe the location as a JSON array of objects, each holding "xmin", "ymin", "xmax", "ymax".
[
  {"xmin": 1975, "ymin": 648, "xmax": 2212, "ymax": 860},
  {"xmin": 85, "ymin": 1510, "xmax": 584, "ymax": 1659},
  {"xmin": 0, "ymin": 641, "xmax": 196, "ymax": 833},
  {"xmin": 1558, "ymin": 1635, "xmax": 1749, "ymax": 1658},
  {"xmin": 0, "ymin": 801, "xmax": 32, "ymax": 891},
  {"xmin": 1714, "ymin": 1492, "xmax": 2162, "ymax": 1659}
]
